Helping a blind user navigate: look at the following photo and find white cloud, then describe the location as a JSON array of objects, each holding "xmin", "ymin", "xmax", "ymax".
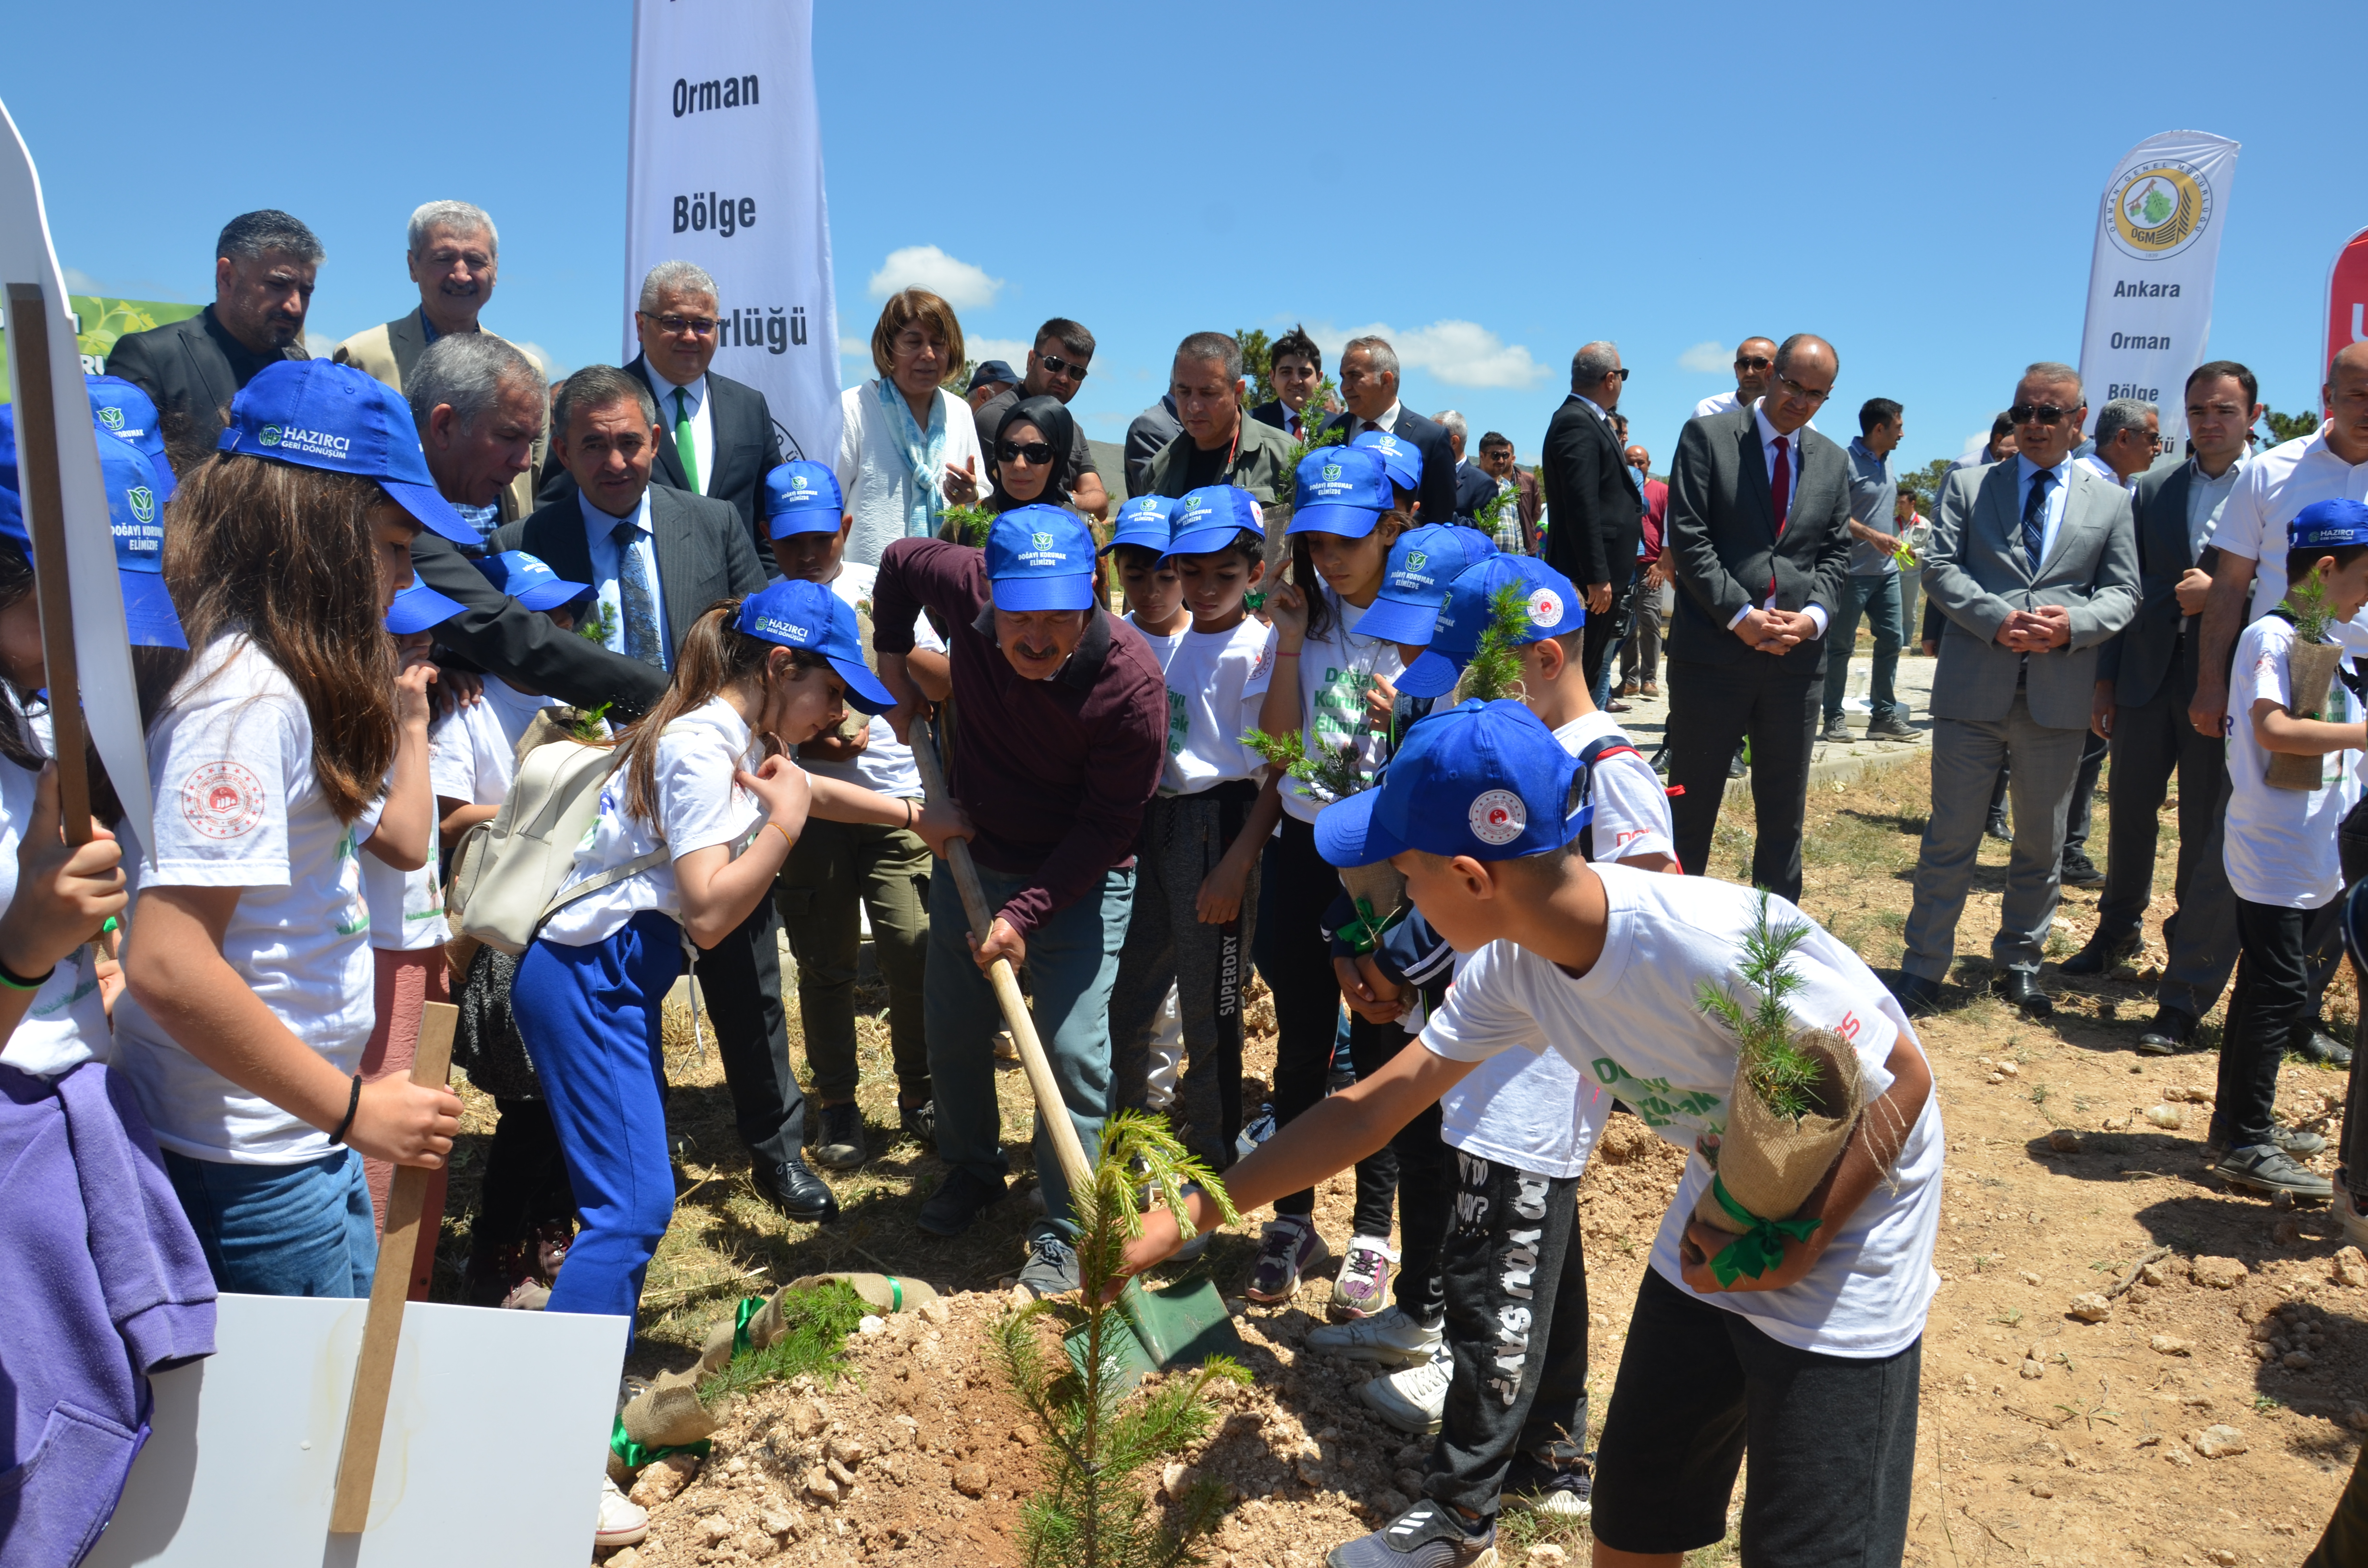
[
  {"xmin": 965, "ymin": 337, "xmax": 1032, "ymax": 369},
  {"xmin": 865, "ymin": 245, "xmax": 1003, "ymax": 310},
  {"xmin": 1301, "ymin": 318, "xmax": 1547, "ymax": 390},
  {"xmin": 303, "ymin": 331, "xmax": 339, "ymax": 360},
  {"xmin": 62, "ymin": 267, "xmax": 106, "ymax": 294},
  {"xmin": 509, "ymin": 341, "xmax": 567, "ymax": 381},
  {"xmin": 1677, "ymin": 340, "xmax": 1731, "ymax": 374},
  {"xmin": 1960, "ymin": 429, "xmax": 1991, "ymax": 461}
]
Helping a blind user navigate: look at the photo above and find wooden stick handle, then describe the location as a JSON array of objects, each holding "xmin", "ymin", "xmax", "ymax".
[
  {"xmin": 3, "ymin": 282, "xmax": 90, "ymax": 845},
  {"xmin": 909, "ymin": 717, "xmax": 1095, "ymax": 1199},
  {"xmin": 329, "ymin": 1001, "xmax": 458, "ymax": 1534}
]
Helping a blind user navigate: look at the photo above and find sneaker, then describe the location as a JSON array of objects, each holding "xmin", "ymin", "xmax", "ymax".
[
  {"xmin": 2059, "ymin": 848, "xmax": 2106, "ymax": 888},
  {"xmin": 2205, "ymin": 1127, "xmax": 2330, "ymax": 1161},
  {"xmin": 1865, "ymin": 712, "xmax": 1919, "ymax": 742},
  {"xmin": 1246, "ymin": 1215, "xmax": 1329, "ymax": 1304},
  {"xmin": 1304, "ymin": 1304, "xmax": 1443, "ymax": 1367},
  {"xmin": 596, "ymin": 1475, "xmax": 649, "ymax": 1548},
  {"xmin": 1324, "ymin": 1500, "xmax": 1497, "ymax": 1568},
  {"xmin": 1727, "ymin": 745, "xmax": 1748, "ymax": 779},
  {"xmin": 1330, "ymin": 1236, "xmax": 1397, "ymax": 1321},
  {"xmin": 2215, "ymin": 1144, "xmax": 2333, "ymax": 1200},
  {"xmin": 1620, "ymin": 677, "xmax": 1640, "ymax": 698},
  {"xmin": 811, "ymin": 1101, "xmax": 868, "ymax": 1170},
  {"xmin": 1017, "ymin": 1233, "xmax": 1081, "ymax": 1298},
  {"xmin": 1502, "ymin": 1447, "xmax": 1594, "ymax": 1519},
  {"xmin": 1820, "ymin": 714, "xmax": 1853, "ymax": 745},
  {"xmin": 917, "ymin": 1166, "xmax": 1007, "ymax": 1237},
  {"xmin": 900, "ymin": 1098, "xmax": 937, "ymax": 1145},
  {"xmin": 993, "ymin": 1029, "xmax": 1021, "ymax": 1063},
  {"xmin": 1360, "ymin": 1350, "xmax": 1452, "ymax": 1435}
]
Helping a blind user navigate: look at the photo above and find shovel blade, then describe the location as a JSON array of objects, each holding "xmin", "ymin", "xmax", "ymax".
[{"xmin": 1062, "ymin": 1276, "xmax": 1245, "ymax": 1392}]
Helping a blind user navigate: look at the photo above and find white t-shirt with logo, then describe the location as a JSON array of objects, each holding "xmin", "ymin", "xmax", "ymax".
[
  {"xmin": 2223, "ymin": 615, "xmax": 2361, "ymax": 909},
  {"xmin": 1146, "ymin": 617, "xmax": 1277, "ymax": 795},
  {"xmin": 0, "ymin": 750, "xmax": 113, "ymax": 1077},
  {"xmin": 802, "ymin": 561, "xmax": 944, "ymax": 800},
  {"xmin": 113, "ymin": 636, "xmax": 379, "ymax": 1164},
  {"xmin": 1440, "ymin": 713, "xmax": 1670, "ymax": 1179},
  {"xmin": 1281, "ymin": 588, "xmax": 1406, "ymax": 825},
  {"xmin": 538, "ymin": 697, "xmax": 769, "ymax": 947},
  {"xmin": 1422, "ymin": 864, "xmax": 1943, "ymax": 1357},
  {"xmin": 476, "ymin": 675, "xmax": 562, "ymax": 754},
  {"xmin": 361, "ymin": 843, "xmax": 448, "ymax": 953}
]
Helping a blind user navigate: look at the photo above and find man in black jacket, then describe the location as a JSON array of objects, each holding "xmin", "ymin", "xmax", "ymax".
[
  {"xmin": 104, "ymin": 209, "xmax": 321, "ymax": 470},
  {"xmin": 1319, "ymin": 337, "xmax": 1457, "ymax": 526},
  {"xmin": 1538, "ymin": 343, "xmax": 1645, "ymax": 688},
  {"xmin": 1661, "ymin": 334, "xmax": 1853, "ymax": 901}
]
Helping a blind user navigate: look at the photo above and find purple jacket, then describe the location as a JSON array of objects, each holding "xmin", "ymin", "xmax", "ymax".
[{"xmin": 0, "ymin": 1060, "xmax": 217, "ymax": 1567}]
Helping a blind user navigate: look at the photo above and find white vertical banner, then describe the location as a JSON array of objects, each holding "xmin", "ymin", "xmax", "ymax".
[
  {"xmin": 624, "ymin": 0, "xmax": 841, "ymax": 463},
  {"xmin": 2076, "ymin": 129, "xmax": 2240, "ymax": 450}
]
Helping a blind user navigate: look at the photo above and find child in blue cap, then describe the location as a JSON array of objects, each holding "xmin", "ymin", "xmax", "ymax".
[
  {"xmin": 762, "ymin": 459, "xmax": 949, "ymax": 1167},
  {"xmin": 1122, "ymin": 699, "xmax": 1942, "ymax": 1568},
  {"xmin": 1104, "ymin": 492, "xmax": 1186, "ymax": 638}
]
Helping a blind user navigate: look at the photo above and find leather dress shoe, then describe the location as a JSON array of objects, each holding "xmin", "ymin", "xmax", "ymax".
[
  {"xmin": 2134, "ymin": 1007, "xmax": 2195, "ymax": 1055},
  {"xmin": 1891, "ymin": 972, "xmax": 1944, "ymax": 1017},
  {"xmin": 1984, "ymin": 811, "xmax": 2012, "ymax": 843},
  {"xmin": 1992, "ymin": 970, "xmax": 2053, "ymax": 1016},
  {"xmin": 2296, "ymin": 1029, "xmax": 2355, "ymax": 1069},
  {"xmin": 2059, "ymin": 931, "xmax": 2140, "ymax": 977},
  {"xmin": 750, "ymin": 1156, "xmax": 839, "ymax": 1225}
]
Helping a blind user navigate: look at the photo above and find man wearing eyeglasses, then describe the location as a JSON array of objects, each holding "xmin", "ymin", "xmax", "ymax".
[
  {"xmin": 1539, "ymin": 342, "xmax": 1646, "ymax": 696},
  {"xmin": 1661, "ymin": 334, "xmax": 1853, "ymax": 902},
  {"xmin": 1691, "ymin": 337, "xmax": 1778, "ymax": 420},
  {"xmin": 1896, "ymin": 363, "xmax": 2138, "ymax": 1020},
  {"xmin": 2055, "ymin": 398, "xmax": 2160, "ymax": 891},
  {"xmin": 970, "ymin": 318, "xmax": 1107, "ymax": 518},
  {"xmin": 540, "ymin": 260, "xmax": 785, "ymax": 572}
]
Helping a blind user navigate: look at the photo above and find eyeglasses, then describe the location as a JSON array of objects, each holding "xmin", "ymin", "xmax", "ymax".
[
  {"xmin": 1038, "ymin": 352, "xmax": 1089, "ymax": 382},
  {"xmin": 1772, "ymin": 372, "xmax": 1832, "ymax": 404},
  {"xmin": 1735, "ymin": 355, "xmax": 1772, "ymax": 371},
  {"xmin": 642, "ymin": 311, "xmax": 718, "ymax": 337},
  {"xmin": 998, "ymin": 440, "xmax": 1057, "ymax": 465},
  {"xmin": 2009, "ymin": 403, "xmax": 2070, "ymax": 426}
]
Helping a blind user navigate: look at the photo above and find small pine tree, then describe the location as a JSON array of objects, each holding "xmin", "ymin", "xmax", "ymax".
[
  {"xmin": 1453, "ymin": 584, "xmax": 1533, "ymax": 705},
  {"xmin": 1696, "ymin": 891, "xmax": 1825, "ymax": 1122},
  {"xmin": 942, "ymin": 502, "xmax": 996, "ymax": 547},
  {"xmin": 992, "ymin": 1112, "xmax": 1248, "ymax": 1568},
  {"xmin": 1270, "ymin": 381, "xmax": 1350, "ymax": 506},
  {"xmin": 1240, "ymin": 726, "xmax": 1364, "ymax": 802},
  {"xmin": 2283, "ymin": 557, "xmax": 2337, "ymax": 644}
]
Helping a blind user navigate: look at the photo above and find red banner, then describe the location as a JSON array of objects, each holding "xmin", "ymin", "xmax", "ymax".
[{"xmin": 2325, "ymin": 224, "xmax": 2368, "ymax": 414}]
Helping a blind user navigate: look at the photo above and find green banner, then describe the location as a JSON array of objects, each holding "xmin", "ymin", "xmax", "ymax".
[{"xmin": 0, "ymin": 293, "xmax": 204, "ymax": 402}]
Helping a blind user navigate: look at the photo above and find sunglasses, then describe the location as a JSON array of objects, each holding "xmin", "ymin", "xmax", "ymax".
[
  {"xmin": 2009, "ymin": 403, "xmax": 2071, "ymax": 426},
  {"xmin": 641, "ymin": 311, "xmax": 717, "ymax": 337},
  {"xmin": 1735, "ymin": 355, "xmax": 1772, "ymax": 371},
  {"xmin": 998, "ymin": 440, "xmax": 1057, "ymax": 465},
  {"xmin": 1038, "ymin": 352, "xmax": 1089, "ymax": 381},
  {"xmin": 1600, "ymin": 367, "xmax": 1632, "ymax": 383}
]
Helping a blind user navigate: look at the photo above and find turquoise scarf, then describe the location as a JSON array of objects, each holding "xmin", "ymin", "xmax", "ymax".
[{"xmin": 875, "ymin": 378, "xmax": 947, "ymax": 539}]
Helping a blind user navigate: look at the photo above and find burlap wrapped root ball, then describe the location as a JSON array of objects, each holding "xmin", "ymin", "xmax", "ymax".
[
  {"xmin": 2268, "ymin": 638, "xmax": 2344, "ymax": 791},
  {"xmin": 1691, "ymin": 1028, "xmax": 1865, "ymax": 1239}
]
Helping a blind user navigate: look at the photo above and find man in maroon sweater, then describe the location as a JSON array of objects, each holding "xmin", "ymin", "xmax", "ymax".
[{"xmin": 873, "ymin": 504, "xmax": 1167, "ymax": 1296}]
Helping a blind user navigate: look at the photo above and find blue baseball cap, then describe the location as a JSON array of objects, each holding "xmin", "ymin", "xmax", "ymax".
[
  {"xmin": 987, "ymin": 504, "xmax": 1098, "ymax": 611},
  {"xmin": 1104, "ymin": 493, "xmax": 1177, "ymax": 556},
  {"xmin": 2291, "ymin": 498, "xmax": 2368, "ymax": 551},
  {"xmin": 1165, "ymin": 485, "xmax": 1263, "ymax": 559},
  {"xmin": 735, "ymin": 579, "xmax": 897, "ymax": 714},
  {"xmin": 1314, "ymin": 699, "xmax": 1590, "ymax": 868},
  {"xmin": 967, "ymin": 360, "xmax": 1020, "ymax": 394},
  {"xmin": 0, "ymin": 409, "xmax": 188, "ymax": 648},
  {"xmin": 1351, "ymin": 429, "xmax": 1424, "ymax": 494},
  {"xmin": 385, "ymin": 577, "xmax": 467, "ymax": 635},
  {"xmin": 1287, "ymin": 444, "xmax": 1393, "ymax": 539},
  {"xmin": 1399, "ymin": 556, "xmax": 1585, "ymax": 698},
  {"xmin": 763, "ymin": 460, "xmax": 845, "ymax": 537},
  {"xmin": 1354, "ymin": 524, "xmax": 1499, "ymax": 646},
  {"xmin": 86, "ymin": 374, "xmax": 176, "ymax": 502},
  {"xmin": 476, "ymin": 550, "xmax": 591, "ymax": 613},
  {"xmin": 218, "ymin": 360, "xmax": 477, "ymax": 545}
]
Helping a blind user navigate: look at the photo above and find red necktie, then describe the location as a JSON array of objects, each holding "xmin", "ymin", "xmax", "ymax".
[{"xmin": 1770, "ymin": 435, "xmax": 1792, "ymax": 532}]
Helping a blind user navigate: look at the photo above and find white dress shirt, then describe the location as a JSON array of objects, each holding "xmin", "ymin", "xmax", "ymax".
[
  {"xmin": 2015, "ymin": 453, "xmax": 2074, "ymax": 568},
  {"xmin": 1724, "ymin": 400, "xmax": 1828, "ymax": 637},
  {"xmin": 580, "ymin": 488, "xmax": 672, "ymax": 668},
  {"xmin": 648, "ymin": 368, "xmax": 715, "ymax": 497},
  {"xmin": 1275, "ymin": 399, "xmax": 1307, "ymax": 440},
  {"xmin": 2216, "ymin": 422, "xmax": 2368, "ymax": 622},
  {"xmin": 1693, "ymin": 389, "xmax": 1742, "ymax": 420},
  {"xmin": 2075, "ymin": 451, "xmax": 2130, "ymax": 493},
  {"xmin": 1357, "ymin": 399, "xmax": 1406, "ymax": 436}
]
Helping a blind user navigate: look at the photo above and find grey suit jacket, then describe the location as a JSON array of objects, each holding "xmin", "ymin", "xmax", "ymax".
[
  {"xmin": 2097, "ymin": 462, "xmax": 2200, "ymax": 709},
  {"xmin": 492, "ymin": 484, "xmax": 766, "ymax": 662},
  {"xmin": 1663, "ymin": 406, "xmax": 1853, "ymax": 676},
  {"xmin": 1922, "ymin": 459, "xmax": 2138, "ymax": 730}
]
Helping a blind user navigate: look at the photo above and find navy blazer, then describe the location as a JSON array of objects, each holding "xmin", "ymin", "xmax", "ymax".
[{"xmin": 1319, "ymin": 407, "xmax": 1459, "ymax": 527}]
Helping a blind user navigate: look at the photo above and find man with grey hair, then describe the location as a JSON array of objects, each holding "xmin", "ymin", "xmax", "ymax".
[
  {"xmin": 1434, "ymin": 408, "xmax": 1499, "ymax": 523},
  {"xmin": 1539, "ymin": 340, "xmax": 1645, "ymax": 690},
  {"xmin": 1318, "ymin": 338, "xmax": 1457, "ymax": 525},
  {"xmin": 406, "ymin": 333, "xmax": 548, "ymax": 538},
  {"xmin": 333, "ymin": 200, "xmax": 543, "ymax": 519},
  {"xmin": 541, "ymin": 259, "xmax": 785, "ymax": 566},
  {"xmin": 1143, "ymin": 331, "xmax": 1296, "ymax": 501},
  {"xmin": 106, "ymin": 208, "xmax": 322, "ymax": 466}
]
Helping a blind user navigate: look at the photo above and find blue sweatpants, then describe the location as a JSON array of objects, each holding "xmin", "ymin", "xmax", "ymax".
[{"xmin": 512, "ymin": 910, "xmax": 684, "ymax": 1338}]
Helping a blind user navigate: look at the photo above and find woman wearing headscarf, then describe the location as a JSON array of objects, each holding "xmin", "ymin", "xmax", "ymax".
[
  {"xmin": 985, "ymin": 394, "xmax": 1084, "ymax": 516},
  {"xmin": 837, "ymin": 289, "xmax": 986, "ymax": 567}
]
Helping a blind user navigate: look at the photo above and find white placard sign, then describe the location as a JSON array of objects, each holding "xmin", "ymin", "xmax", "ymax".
[
  {"xmin": 2075, "ymin": 129, "xmax": 2240, "ymax": 450},
  {"xmin": 624, "ymin": 0, "xmax": 842, "ymax": 464}
]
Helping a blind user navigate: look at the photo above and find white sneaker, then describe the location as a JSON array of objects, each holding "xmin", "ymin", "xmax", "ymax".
[
  {"xmin": 596, "ymin": 1475, "xmax": 649, "ymax": 1547},
  {"xmin": 1304, "ymin": 1304, "xmax": 1443, "ymax": 1368},
  {"xmin": 1360, "ymin": 1349, "xmax": 1452, "ymax": 1435}
]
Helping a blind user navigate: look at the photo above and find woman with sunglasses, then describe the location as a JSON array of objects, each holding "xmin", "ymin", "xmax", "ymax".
[{"xmin": 983, "ymin": 394, "xmax": 1084, "ymax": 517}]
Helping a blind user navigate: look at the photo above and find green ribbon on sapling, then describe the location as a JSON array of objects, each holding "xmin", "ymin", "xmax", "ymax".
[{"xmin": 1704, "ymin": 1174, "xmax": 1823, "ymax": 1287}]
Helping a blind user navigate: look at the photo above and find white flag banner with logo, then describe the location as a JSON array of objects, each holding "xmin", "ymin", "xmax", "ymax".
[
  {"xmin": 624, "ymin": 0, "xmax": 840, "ymax": 464},
  {"xmin": 2076, "ymin": 129, "xmax": 2239, "ymax": 450}
]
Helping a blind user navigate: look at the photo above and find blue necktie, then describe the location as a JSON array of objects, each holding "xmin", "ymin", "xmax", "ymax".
[
  {"xmin": 610, "ymin": 517, "xmax": 666, "ymax": 668},
  {"xmin": 2020, "ymin": 469, "xmax": 2052, "ymax": 571}
]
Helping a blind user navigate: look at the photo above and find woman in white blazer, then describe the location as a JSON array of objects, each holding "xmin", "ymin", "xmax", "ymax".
[{"xmin": 837, "ymin": 289, "xmax": 986, "ymax": 567}]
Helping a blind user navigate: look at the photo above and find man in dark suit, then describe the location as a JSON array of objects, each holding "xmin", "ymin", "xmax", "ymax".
[
  {"xmin": 1250, "ymin": 323, "xmax": 1325, "ymax": 442},
  {"xmin": 1319, "ymin": 337, "xmax": 1457, "ymax": 527},
  {"xmin": 1662, "ymin": 334, "xmax": 1853, "ymax": 902},
  {"xmin": 1431, "ymin": 408, "xmax": 1499, "ymax": 522},
  {"xmin": 538, "ymin": 261, "xmax": 784, "ymax": 569},
  {"xmin": 1538, "ymin": 343, "xmax": 1646, "ymax": 688},
  {"xmin": 104, "ymin": 209, "xmax": 320, "ymax": 471},
  {"xmin": 500, "ymin": 364, "xmax": 835, "ymax": 1226}
]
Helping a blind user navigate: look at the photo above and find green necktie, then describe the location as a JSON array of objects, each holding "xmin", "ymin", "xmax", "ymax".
[{"xmin": 673, "ymin": 386, "xmax": 700, "ymax": 494}]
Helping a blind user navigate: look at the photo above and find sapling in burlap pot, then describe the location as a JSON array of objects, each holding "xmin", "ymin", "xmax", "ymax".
[
  {"xmin": 2269, "ymin": 568, "xmax": 2345, "ymax": 792},
  {"xmin": 1687, "ymin": 892, "xmax": 1867, "ymax": 1286}
]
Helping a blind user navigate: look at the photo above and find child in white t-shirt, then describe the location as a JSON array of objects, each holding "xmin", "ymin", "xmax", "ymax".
[
  {"xmin": 1122, "ymin": 701, "xmax": 1941, "ymax": 1567},
  {"xmin": 511, "ymin": 582, "xmax": 961, "ymax": 1335},
  {"xmin": 2208, "ymin": 503, "xmax": 2368, "ymax": 1202},
  {"xmin": 762, "ymin": 463, "xmax": 949, "ymax": 1169},
  {"xmin": 1107, "ymin": 486, "xmax": 1284, "ymax": 1176}
]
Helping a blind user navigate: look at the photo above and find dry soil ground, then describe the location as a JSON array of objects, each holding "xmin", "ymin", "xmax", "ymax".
[{"xmin": 426, "ymin": 752, "xmax": 2366, "ymax": 1567}]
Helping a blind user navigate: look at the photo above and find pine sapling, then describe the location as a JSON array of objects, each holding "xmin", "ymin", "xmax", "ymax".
[
  {"xmin": 2283, "ymin": 561, "xmax": 2337, "ymax": 645},
  {"xmin": 943, "ymin": 502, "xmax": 996, "ymax": 547},
  {"xmin": 1453, "ymin": 583, "xmax": 1534, "ymax": 705},
  {"xmin": 992, "ymin": 1111, "xmax": 1248, "ymax": 1568},
  {"xmin": 575, "ymin": 598, "xmax": 620, "ymax": 649},
  {"xmin": 1270, "ymin": 379, "xmax": 1348, "ymax": 506},
  {"xmin": 1239, "ymin": 726, "xmax": 1365, "ymax": 802},
  {"xmin": 1696, "ymin": 891, "xmax": 1825, "ymax": 1122}
]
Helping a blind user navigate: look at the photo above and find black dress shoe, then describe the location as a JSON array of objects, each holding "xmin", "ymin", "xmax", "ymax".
[
  {"xmin": 2059, "ymin": 931, "xmax": 2140, "ymax": 976},
  {"xmin": 750, "ymin": 1156, "xmax": 839, "ymax": 1225},
  {"xmin": 1891, "ymin": 973, "xmax": 1944, "ymax": 1017},
  {"xmin": 1992, "ymin": 970, "xmax": 2053, "ymax": 1016},
  {"xmin": 2059, "ymin": 849, "xmax": 2106, "ymax": 888},
  {"xmin": 916, "ymin": 1166, "xmax": 1007, "ymax": 1237},
  {"xmin": 2134, "ymin": 1007, "xmax": 2195, "ymax": 1056},
  {"xmin": 2295, "ymin": 1029, "xmax": 2356, "ymax": 1069},
  {"xmin": 1985, "ymin": 811, "xmax": 2012, "ymax": 843}
]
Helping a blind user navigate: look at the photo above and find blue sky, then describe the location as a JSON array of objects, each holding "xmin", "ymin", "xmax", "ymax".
[{"xmin": 7, "ymin": 1, "xmax": 2364, "ymax": 472}]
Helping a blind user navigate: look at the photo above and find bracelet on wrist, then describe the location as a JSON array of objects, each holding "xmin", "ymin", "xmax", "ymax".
[
  {"xmin": 766, "ymin": 820, "xmax": 796, "ymax": 856},
  {"xmin": 328, "ymin": 1074, "xmax": 362, "ymax": 1146},
  {"xmin": 0, "ymin": 946, "xmax": 56, "ymax": 991}
]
